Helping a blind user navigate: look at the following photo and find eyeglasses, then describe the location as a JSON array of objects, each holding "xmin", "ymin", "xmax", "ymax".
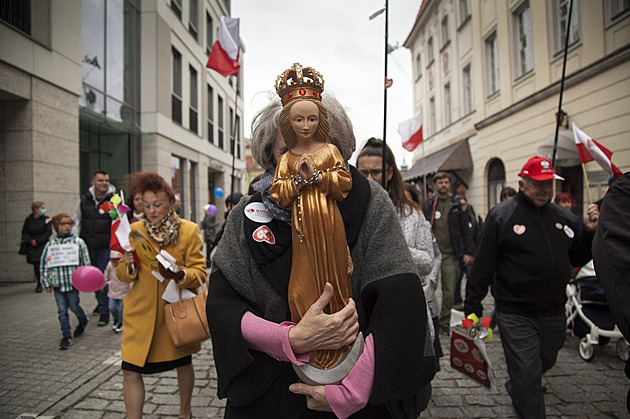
[
  {"xmin": 359, "ymin": 169, "xmax": 383, "ymax": 178},
  {"xmin": 58, "ymin": 222, "xmax": 73, "ymax": 226}
]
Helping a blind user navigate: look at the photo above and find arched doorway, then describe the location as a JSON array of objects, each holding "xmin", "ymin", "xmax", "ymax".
[{"xmin": 487, "ymin": 158, "xmax": 506, "ymax": 210}]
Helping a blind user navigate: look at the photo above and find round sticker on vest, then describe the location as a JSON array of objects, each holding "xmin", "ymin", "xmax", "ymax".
[
  {"xmin": 513, "ymin": 224, "xmax": 526, "ymax": 235},
  {"xmin": 555, "ymin": 222, "xmax": 563, "ymax": 230},
  {"xmin": 434, "ymin": 211, "xmax": 442, "ymax": 220},
  {"xmin": 563, "ymin": 225, "xmax": 575, "ymax": 239},
  {"xmin": 244, "ymin": 202, "xmax": 273, "ymax": 223}
]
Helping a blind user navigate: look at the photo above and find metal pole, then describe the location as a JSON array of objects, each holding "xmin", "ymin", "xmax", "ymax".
[
  {"xmin": 552, "ymin": 0, "xmax": 573, "ymax": 169},
  {"xmin": 230, "ymin": 70, "xmax": 240, "ymax": 198},
  {"xmin": 382, "ymin": 0, "xmax": 389, "ymax": 189}
]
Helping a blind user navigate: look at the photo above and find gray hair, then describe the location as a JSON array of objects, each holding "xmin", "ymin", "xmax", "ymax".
[{"xmin": 250, "ymin": 92, "xmax": 356, "ymax": 170}]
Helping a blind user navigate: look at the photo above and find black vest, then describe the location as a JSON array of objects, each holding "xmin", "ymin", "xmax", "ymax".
[{"xmin": 79, "ymin": 190, "xmax": 114, "ymax": 250}]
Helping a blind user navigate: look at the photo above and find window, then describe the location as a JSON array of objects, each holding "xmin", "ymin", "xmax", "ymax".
[
  {"xmin": 429, "ymin": 97, "xmax": 436, "ymax": 135},
  {"xmin": 606, "ymin": 0, "xmax": 630, "ymax": 23},
  {"xmin": 551, "ymin": 0, "xmax": 580, "ymax": 54},
  {"xmin": 218, "ymin": 95, "xmax": 224, "ymax": 149},
  {"xmin": 485, "ymin": 32, "xmax": 500, "ymax": 96},
  {"xmin": 441, "ymin": 16, "xmax": 450, "ymax": 47},
  {"xmin": 172, "ymin": 47, "xmax": 182, "ymax": 124},
  {"xmin": 463, "ymin": 65, "xmax": 473, "ymax": 115},
  {"xmin": 189, "ymin": 66, "xmax": 198, "ymax": 134},
  {"xmin": 236, "ymin": 114, "xmax": 241, "ymax": 159},
  {"xmin": 171, "ymin": 0, "xmax": 182, "ymax": 20},
  {"xmin": 1, "ymin": 0, "xmax": 52, "ymax": 47},
  {"xmin": 428, "ymin": 37, "xmax": 434, "ymax": 64},
  {"xmin": 207, "ymin": 85, "xmax": 214, "ymax": 143},
  {"xmin": 459, "ymin": 0, "xmax": 471, "ymax": 25},
  {"xmin": 444, "ymin": 83, "xmax": 451, "ymax": 126},
  {"xmin": 189, "ymin": 161, "xmax": 197, "ymax": 222},
  {"xmin": 513, "ymin": 2, "xmax": 533, "ymax": 77},
  {"xmin": 415, "ymin": 53, "xmax": 422, "ymax": 78},
  {"xmin": 206, "ymin": 12, "xmax": 213, "ymax": 54},
  {"xmin": 189, "ymin": 0, "xmax": 198, "ymax": 39},
  {"xmin": 171, "ymin": 155, "xmax": 184, "ymax": 216},
  {"xmin": 229, "ymin": 107, "xmax": 234, "ymax": 155}
]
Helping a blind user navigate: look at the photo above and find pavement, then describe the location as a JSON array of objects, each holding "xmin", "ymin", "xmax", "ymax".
[{"xmin": 1, "ymin": 281, "xmax": 628, "ymax": 419}]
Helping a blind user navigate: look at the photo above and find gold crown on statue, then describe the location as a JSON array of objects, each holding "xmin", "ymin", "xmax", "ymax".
[{"xmin": 275, "ymin": 63, "xmax": 324, "ymax": 105}]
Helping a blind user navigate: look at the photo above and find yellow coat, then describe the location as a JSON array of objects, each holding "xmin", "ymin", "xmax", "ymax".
[{"xmin": 116, "ymin": 219, "xmax": 207, "ymax": 367}]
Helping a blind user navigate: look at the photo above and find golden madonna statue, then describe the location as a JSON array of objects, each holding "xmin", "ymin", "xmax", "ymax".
[{"xmin": 269, "ymin": 63, "xmax": 354, "ymax": 371}]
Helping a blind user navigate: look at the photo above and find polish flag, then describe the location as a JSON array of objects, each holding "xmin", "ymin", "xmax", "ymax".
[
  {"xmin": 398, "ymin": 108, "xmax": 423, "ymax": 152},
  {"xmin": 572, "ymin": 122, "xmax": 622, "ymax": 178},
  {"xmin": 110, "ymin": 216, "xmax": 132, "ymax": 253},
  {"xmin": 206, "ymin": 17, "xmax": 240, "ymax": 77}
]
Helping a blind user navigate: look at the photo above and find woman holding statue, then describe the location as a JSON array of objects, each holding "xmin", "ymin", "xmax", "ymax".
[{"xmin": 207, "ymin": 63, "xmax": 435, "ymax": 418}]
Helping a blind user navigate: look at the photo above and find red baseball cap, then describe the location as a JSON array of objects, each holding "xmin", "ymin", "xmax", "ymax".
[{"xmin": 518, "ymin": 156, "xmax": 564, "ymax": 181}]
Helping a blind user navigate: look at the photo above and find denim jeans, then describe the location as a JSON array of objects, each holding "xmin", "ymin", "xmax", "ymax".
[
  {"xmin": 89, "ymin": 248, "xmax": 110, "ymax": 316},
  {"xmin": 53, "ymin": 288, "xmax": 88, "ymax": 338},
  {"xmin": 108, "ymin": 298, "xmax": 124, "ymax": 325}
]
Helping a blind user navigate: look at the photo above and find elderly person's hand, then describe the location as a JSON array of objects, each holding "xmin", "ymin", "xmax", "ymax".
[
  {"xmin": 158, "ymin": 263, "xmax": 185, "ymax": 282},
  {"xmin": 288, "ymin": 282, "xmax": 359, "ymax": 354},
  {"xmin": 288, "ymin": 383, "xmax": 332, "ymax": 412},
  {"xmin": 584, "ymin": 203, "xmax": 600, "ymax": 231}
]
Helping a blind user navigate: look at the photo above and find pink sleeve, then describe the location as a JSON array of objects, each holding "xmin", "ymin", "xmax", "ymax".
[
  {"xmin": 324, "ymin": 334, "xmax": 375, "ymax": 419},
  {"xmin": 240, "ymin": 311, "xmax": 310, "ymax": 364}
]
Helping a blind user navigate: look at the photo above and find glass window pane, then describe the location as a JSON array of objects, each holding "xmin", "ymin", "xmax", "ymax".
[{"xmin": 82, "ymin": 0, "xmax": 105, "ymax": 91}]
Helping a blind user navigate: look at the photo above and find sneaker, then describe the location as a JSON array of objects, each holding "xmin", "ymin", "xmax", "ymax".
[
  {"xmin": 92, "ymin": 305, "xmax": 100, "ymax": 316},
  {"xmin": 97, "ymin": 314, "xmax": 109, "ymax": 327},
  {"xmin": 59, "ymin": 336, "xmax": 72, "ymax": 350},
  {"xmin": 74, "ymin": 321, "xmax": 88, "ymax": 338},
  {"xmin": 115, "ymin": 324, "xmax": 123, "ymax": 333}
]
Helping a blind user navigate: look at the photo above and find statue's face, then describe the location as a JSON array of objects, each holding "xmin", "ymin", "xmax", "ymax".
[{"xmin": 289, "ymin": 100, "xmax": 319, "ymax": 143}]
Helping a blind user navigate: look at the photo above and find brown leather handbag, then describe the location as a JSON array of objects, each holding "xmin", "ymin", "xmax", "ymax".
[{"xmin": 164, "ymin": 271, "xmax": 210, "ymax": 349}]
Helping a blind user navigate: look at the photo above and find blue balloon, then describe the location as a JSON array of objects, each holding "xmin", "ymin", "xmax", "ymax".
[{"xmin": 214, "ymin": 187, "xmax": 224, "ymax": 198}]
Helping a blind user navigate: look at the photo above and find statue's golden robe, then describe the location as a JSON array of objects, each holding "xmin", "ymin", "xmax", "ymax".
[{"xmin": 269, "ymin": 143, "xmax": 352, "ymax": 369}]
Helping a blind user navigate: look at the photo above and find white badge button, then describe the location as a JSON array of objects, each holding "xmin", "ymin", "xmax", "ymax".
[
  {"xmin": 434, "ymin": 210, "xmax": 442, "ymax": 220},
  {"xmin": 564, "ymin": 225, "xmax": 575, "ymax": 239},
  {"xmin": 244, "ymin": 202, "xmax": 273, "ymax": 223}
]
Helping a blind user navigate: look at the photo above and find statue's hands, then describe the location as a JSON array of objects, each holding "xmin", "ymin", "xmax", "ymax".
[
  {"xmin": 288, "ymin": 383, "xmax": 332, "ymax": 412},
  {"xmin": 298, "ymin": 156, "xmax": 314, "ymax": 179},
  {"xmin": 289, "ymin": 282, "xmax": 359, "ymax": 354}
]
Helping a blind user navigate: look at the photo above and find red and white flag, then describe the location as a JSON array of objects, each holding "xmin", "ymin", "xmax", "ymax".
[
  {"xmin": 206, "ymin": 16, "xmax": 240, "ymax": 77},
  {"xmin": 398, "ymin": 108, "xmax": 423, "ymax": 152},
  {"xmin": 572, "ymin": 122, "xmax": 622, "ymax": 178}
]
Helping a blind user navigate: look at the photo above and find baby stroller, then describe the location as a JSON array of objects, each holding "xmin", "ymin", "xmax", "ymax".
[{"xmin": 566, "ymin": 260, "xmax": 629, "ymax": 361}]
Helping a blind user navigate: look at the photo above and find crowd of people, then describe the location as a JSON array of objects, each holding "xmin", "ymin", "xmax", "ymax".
[{"xmin": 17, "ymin": 60, "xmax": 625, "ymax": 418}]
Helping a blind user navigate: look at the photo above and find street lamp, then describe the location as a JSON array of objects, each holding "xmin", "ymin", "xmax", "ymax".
[{"xmin": 370, "ymin": 2, "xmax": 389, "ymax": 188}]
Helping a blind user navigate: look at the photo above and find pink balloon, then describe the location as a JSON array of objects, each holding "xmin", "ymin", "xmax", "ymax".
[
  {"xmin": 72, "ymin": 265, "xmax": 105, "ymax": 293},
  {"xmin": 207, "ymin": 204, "xmax": 218, "ymax": 216}
]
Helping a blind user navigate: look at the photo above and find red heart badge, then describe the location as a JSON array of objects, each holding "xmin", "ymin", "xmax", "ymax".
[{"xmin": 513, "ymin": 224, "xmax": 526, "ymax": 235}]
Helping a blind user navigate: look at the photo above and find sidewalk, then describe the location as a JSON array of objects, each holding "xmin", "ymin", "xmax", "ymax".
[{"xmin": 1, "ymin": 282, "xmax": 628, "ymax": 418}]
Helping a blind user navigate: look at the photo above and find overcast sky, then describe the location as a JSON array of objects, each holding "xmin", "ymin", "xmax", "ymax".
[{"xmin": 231, "ymin": 0, "xmax": 422, "ymax": 168}]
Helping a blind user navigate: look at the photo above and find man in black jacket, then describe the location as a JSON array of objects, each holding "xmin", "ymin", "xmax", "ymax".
[
  {"xmin": 74, "ymin": 171, "xmax": 117, "ymax": 326},
  {"xmin": 465, "ymin": 156, "xmax": 600, "ymax": 419},
  {"xmin": 424, "ymin": 172, "xmax": 475, "ymax": 333}
]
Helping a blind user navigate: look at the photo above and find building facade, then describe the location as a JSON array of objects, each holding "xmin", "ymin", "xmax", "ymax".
[
  {"xmin": 404, "ymin": 0, "xmax": 630, "ymax": 217},
  {"xmin": 0, "ymin": 0, "xmax": 245, "ymax": 282}
]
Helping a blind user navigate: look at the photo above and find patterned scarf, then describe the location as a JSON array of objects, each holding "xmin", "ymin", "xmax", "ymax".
[
  {"xmin": 252, "ymin": 169, "xmax": 292, "ymax": 223},
  {"xmin": 143, "ymin": 209, "xmax": 181, "ymax": 247}
]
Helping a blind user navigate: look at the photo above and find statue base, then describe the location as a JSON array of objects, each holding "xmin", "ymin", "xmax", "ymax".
[{"xmin": 292, "ymin": 332, "xmax": 364, "ymax": 385}]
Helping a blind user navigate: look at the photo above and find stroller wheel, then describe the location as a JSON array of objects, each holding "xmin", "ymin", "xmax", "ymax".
[
  {"xmin": 616, "ymin": 338, "xmax": 630, "ymax": 362},
  {"xmin": 579, "ymin": 337, "xmax": 594, "ymax": 361}
]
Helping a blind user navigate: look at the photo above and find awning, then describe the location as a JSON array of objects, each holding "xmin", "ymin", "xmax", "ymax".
[
  {"xmin": 403, "ymin": 139, "xmax": 472, "ymax": 181},
  {"xmin": 536, "ymin": 129, "xmax": 580, "ymax": 167}
]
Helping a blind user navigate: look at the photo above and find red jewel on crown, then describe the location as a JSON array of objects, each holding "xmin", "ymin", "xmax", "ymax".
[
  {"xmin": 286, "ymin": 92, "xmax": 292, "ymax": 99},
  {"xmin": 299, "ymin": 89, "xmax": 306, "ymax": 96},
  {"xmin": 313, "ymin": 91, "xmax": 319, "ymax": 97}
]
